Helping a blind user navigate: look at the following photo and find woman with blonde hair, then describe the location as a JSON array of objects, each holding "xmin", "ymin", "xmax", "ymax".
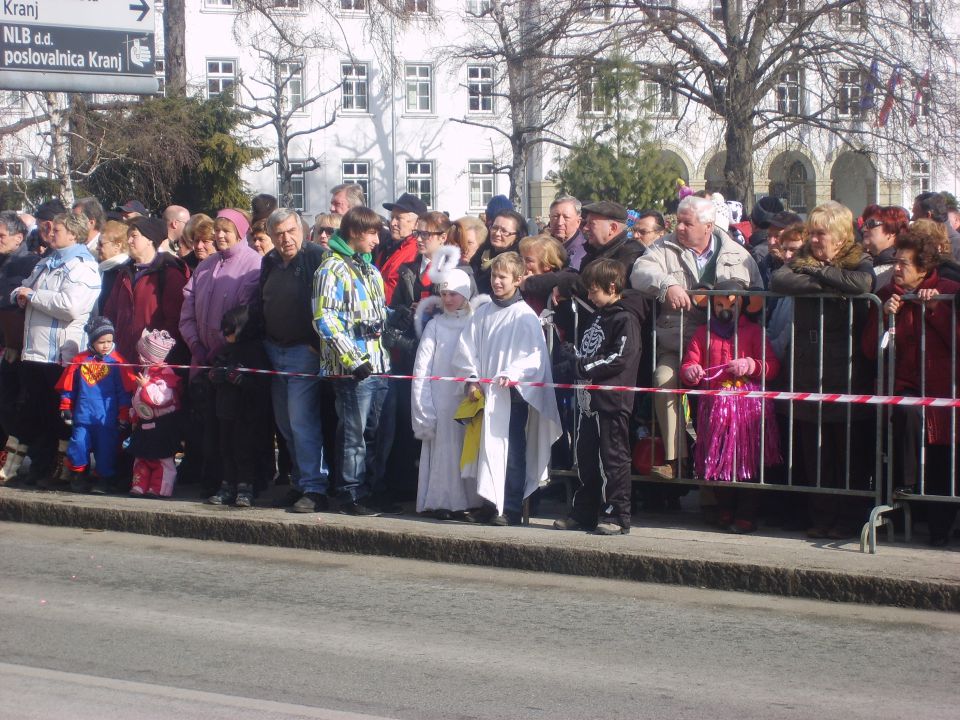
[
  {"xmin": 311, "ymin": 213, "xmax": 342, "ymax": 249},
  {"xmin": 518, "ymin": 233, "xmax": 570, "ymax": 316},
  {"xmin": 449, "ymin": 216, "xmax": 487, "ymax": 265},
  {"xmin": 770, "ymin": 201, "xmax": 875, "ymax": 539}
]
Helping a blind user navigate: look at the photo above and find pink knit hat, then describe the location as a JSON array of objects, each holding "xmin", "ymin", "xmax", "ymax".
[
  {"xmin": 216, "ymin": 209, "xmax": 250, "ymax": 240},
  {"xmin": 137, "ymin": 328, "xmax": 176, "ymax": 364}
]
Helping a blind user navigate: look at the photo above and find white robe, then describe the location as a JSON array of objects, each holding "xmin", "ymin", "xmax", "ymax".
[
  {"xmin": 452, "ymin": 298, "xmax": 561, "ymax": 514},
  {"xmin": 411, "ymin": 307, "xmax": 481, "ymax": 513}
]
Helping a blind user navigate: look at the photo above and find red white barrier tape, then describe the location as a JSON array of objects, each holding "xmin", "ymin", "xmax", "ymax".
[{"xmin": 93, "ymin": 361, "xmax": 960, "ymax": 409}]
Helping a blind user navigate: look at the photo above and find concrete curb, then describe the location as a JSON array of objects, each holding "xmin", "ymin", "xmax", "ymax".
[{"xmin": 1, "ymin": 492, "xmax": 958, "ymax": 612}]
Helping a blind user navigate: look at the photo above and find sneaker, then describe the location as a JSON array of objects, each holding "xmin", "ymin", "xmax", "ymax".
[
  {"xmin": 592, "ymin": 521, "xmax": 629, "ymax": 536},
  {"xmin": 290, "ymin": 492, "xmax": 327, "ymax": 513},
  {"xmin": 273, "ymin": 487, "xmax": 304, "ymax": 508},
  {"xmin": 206, "ymin": 485, "xmax": 236, "ymax": 505},
  {"xmin": 553, "ymin": 516, "xmax": 588, "ymax": 531},
  {"xmin": 489, "ymin": 514, "xmax": 508, "ymax": 526},
  {"xmin": 129, "ymin": 486, "xmax": 146, "ymax": 497},
  {"xmin": 339, "ymin": 500, "xmax": 380, "ymax": 516},
  {"xmin": 234, "ymin": 492, "xmax": 253, "ymax": 508}
]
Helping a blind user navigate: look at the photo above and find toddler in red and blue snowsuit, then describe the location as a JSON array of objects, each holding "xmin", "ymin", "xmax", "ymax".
[{"xmin": 56, "ymin": 316, "xmax": 136, "ymax": 494}]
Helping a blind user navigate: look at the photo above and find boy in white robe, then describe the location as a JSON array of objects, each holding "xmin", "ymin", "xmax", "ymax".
[{"xmin": 452, "ymin": 252, "xmax": 561, "ymax": 525}]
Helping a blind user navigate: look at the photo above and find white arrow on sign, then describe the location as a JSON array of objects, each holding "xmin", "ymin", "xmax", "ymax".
[{"xmin": 0, "ymin": 0, "xmax": 152, "ymax": 32}]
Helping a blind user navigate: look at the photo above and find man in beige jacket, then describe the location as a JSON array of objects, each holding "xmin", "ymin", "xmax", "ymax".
[{"xmin": 630, "ymin": 195, "xmax": 761, "ymax": 479}]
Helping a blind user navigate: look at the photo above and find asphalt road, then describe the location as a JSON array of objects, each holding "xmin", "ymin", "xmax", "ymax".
[{"xmin": 1, "ymin": 523, "xmax": 958, "ymax": 720}]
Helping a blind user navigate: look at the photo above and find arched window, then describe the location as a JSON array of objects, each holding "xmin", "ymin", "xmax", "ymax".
[{"xmin": 788, "ymin": 160, "xmax": 807, "ymax": 211}]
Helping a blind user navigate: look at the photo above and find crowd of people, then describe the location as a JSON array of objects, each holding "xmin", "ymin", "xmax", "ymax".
[{"xmin": 0, "ymin": 183, "xmax": 957, "ymax": 546}]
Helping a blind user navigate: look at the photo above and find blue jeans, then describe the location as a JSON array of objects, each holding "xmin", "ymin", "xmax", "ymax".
[
  {"xmin": 264, "ymin": 341, "xmax": 329, "ymax": 495},
  {"xmin": 333, "ymin": 375, "xmax": 389, "ymax": 502},
  {"xmin": 504, "ymin": 396, "xmax": 529, "ymax": 515}
]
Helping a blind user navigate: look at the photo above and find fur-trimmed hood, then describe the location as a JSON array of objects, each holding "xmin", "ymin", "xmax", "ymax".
[
  {"xmin": 414, "ymin": 293, "xmax": 492, "ymax": 337},
  {"xmin": 790, "ymin": 238, "xmax": 865, "ymax": 272}
]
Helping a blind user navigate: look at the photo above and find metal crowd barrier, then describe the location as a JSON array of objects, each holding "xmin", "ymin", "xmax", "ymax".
[
  {"xmin": 870, "ymin": 293, "xmax": 960, "ymax": 548},
  {"xmin": 546, "ymin": 289, "xmax": 904, "ymax": 554}
]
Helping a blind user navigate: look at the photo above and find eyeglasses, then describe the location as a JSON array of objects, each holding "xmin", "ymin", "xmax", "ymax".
[
  {"xmin": 316, "ymin": 226, "xmax": 336, "ymax": 236},
  {"xmin": 490, "ymin": 226, "xmax": 518, "ymax": 237},
  {"xmin": 414, "ymin": 229, "xmax": 445, "ymax": 238},
  {"xmin": 863, "ymin": 219, "xmax": 884, "ymax": 230}
]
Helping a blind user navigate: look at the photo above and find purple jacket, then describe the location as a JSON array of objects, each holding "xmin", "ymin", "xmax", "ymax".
[
  {"xmin": 563, "ymin": 230, "xmax": 588, "ymax": 271},
  {"xmin": 179, "ymin": 242, "xmax": 261, "ymax": 365}
]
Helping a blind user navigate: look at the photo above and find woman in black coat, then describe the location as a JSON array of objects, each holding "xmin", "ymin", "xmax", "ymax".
[{"xmin": 770, "ymin": 201, "xmax": 876, "ymax": 539}]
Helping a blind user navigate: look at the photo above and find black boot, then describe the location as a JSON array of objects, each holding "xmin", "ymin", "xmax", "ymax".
[
  {"xmin": 206, "ymin": 482, "xmax": 235, "ymax": 505},
  {"xmin": 234, "ymin": 483, "xmax": 253, "ymax": 508}
]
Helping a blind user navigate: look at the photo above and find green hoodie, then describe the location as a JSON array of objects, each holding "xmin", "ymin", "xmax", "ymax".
[{"xmin": 328, "ymin": 231, "xmax": 372, "ymax": 264}]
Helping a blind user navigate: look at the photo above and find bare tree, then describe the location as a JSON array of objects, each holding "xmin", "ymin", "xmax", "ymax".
[
  {"xmin": 444, "ymin": 0, "xmax": 613, "ymax": 208},
  {"xmin": 164, "ymin": 0, "xmax": 187, "ymax": 97},
  {"xmin": 617, "ymin": 0, "xmax": 960, "ymax": 206}
]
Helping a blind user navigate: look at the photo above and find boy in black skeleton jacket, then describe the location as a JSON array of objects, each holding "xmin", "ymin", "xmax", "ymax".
[{"xmin": 554, "ymin": 259, "xmax": 646, "ymax": 535}]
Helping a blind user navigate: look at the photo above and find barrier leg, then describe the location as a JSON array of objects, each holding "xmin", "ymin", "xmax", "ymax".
[{"xmin": 859, "ymin": 504, "xmax": 896, "ymax": 554}]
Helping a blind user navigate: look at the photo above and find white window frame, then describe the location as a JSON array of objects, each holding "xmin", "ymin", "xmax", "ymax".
[
  {"xmin": 710, "ymin": 0, "xmax": 724, "ymax": 22},
  {"xmin": 206, "ymin": 58, "xmax": 236, "ymax": 99},
  {"xmin": 465, "ymin": 0, "xmax": 491, "ymax": 14},
  {"xmin": 837, "ymin": 0, "xmax": 865, "ymax": 28},
  {"xmin": 648, "ymin": 0, "xmax": 674, "ymax": 20},
  {"xmin": 279, "ymin": 61, "xmax": 303, "ymax": 110},
  {"xmin": 467, "ymin": 65, "xmax": 494, "ymax": 113},
  {"xmin": 154, "ymin": 58, "xmax": 165, "ymax": 96},
  {"xmin": 339, "ymin": 0, "xmax": 367, "ymax": 12},
  {"xmin": 0, "ymin": 160, "xmax": 24, "ymax": 178},
  {"xmin": 280, "ymin": 161, "xmax": 306, "ymax": 212},
  {"xmin": 776, "ymin": 70, "xmax": 801, "ymax": 115},
  {"xmin": 911, "ymin": 160, "xmax": 931, "ymax": 197},
  {"xmin": 405, "ymin": 0, "xmax": 430, "ymax": 13},
  {"xmin": 341, "ymin": 62, "xmax": 369, "ymax": 113},
  {"xmin": 342, "ymin": 160, "xmax": 371, "ymax": 204},
  {"xmin": 644, "ymin": 79, "xmax": 676, "ymax": 116},
  {"xmin": 406, "ymin": 161, "xmax": 434, "ymax": 209},
  {"xmin": 202, "ymin": 0, "xmax": 234, "ymax": 9},
  {"xmin": 580, "ymin": 74, "xmax": 606, "ymax": 116},
  {"xmin": 271, "ymin": 0, "xmax": 302, "ymax": 10},
  {"xmin": 777, "ymin": 0, "xmax": 803, "ymax": 24},
  {"xmin": 579, "ymin": 6, "xmax": 611, "ymax": 21},
  {"xmin": 837, "ymin": 68, "xmax": 863, "ymax": 118},
  {"xmin": 468, "ymin": 161, "xmax": 495, "ymax": 210},
  {"xmin": 912, "ymin": 1, "xmax": 931, "ymax": 30},
  {"xmin": 787, "ymin": 161, "xmax": 807, "ymax": 210},
  {"xmin": 405, "ymin": 64, "xmax": 433, "ymax": 113}
]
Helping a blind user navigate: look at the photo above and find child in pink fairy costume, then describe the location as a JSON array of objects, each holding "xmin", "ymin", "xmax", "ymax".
[
  {"xmin": 127, "ymin": 329, "xmax": 181, "ymax": 498},
  {"xmin": 680, "ymin": 281, "xmax": 781, "ymax": 533}
]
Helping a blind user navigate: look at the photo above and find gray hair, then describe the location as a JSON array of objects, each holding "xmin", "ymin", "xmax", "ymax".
[
  {"xmin": 0, "ymin": 210, "xmax": 27, "ymax": 237},
  {"xmin": 678, "ymin": 195, "xmax": 716, "ymax": 224},
  {"xmin": 550, "ymin": 195, "xmax": 582, "ymax": 215},
  {"xmin": 330, "ymin": 183, "xmax": 365, "ymax": 208},
  {"xmin": 53, "ymin": 212, "xmax": 89, "ymax": 241},
  {"xmin": 265, "ymin": 207, "xmax": 302, "ymax": 236},
  {"xmin": 72, "ymin": 197, "xmax": 105, "ymax": 230}
]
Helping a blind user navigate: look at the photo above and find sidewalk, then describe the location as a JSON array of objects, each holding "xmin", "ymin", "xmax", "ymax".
[{"xmin": 1, "ymin": 484, "xmax": 957, "ymax": 612}]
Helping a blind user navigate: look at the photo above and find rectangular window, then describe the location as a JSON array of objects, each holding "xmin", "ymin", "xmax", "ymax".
[
  {"xmin": 280, "ymin": 62, "xmax": 303, "ymax": 109},
  {"xmin": 648, "ymin": 0, "xmax": 674, "ymax": 19},
  {"xmin": 341, "ymin": 62, "xmax": 368, "ymax": 112},
  {"xmin": 342, "ymin": 161, "xmax": 371, "ymax": 203},
  {"xmin": 0, "ymin": 161, "xmax": 23, "ymax": 178},
  {"xmin": 777, "ymin": 0, "xmax": 802, "ymax": 24},
  {"xmin": 467, "ymin": 65, "xmax": 494, "ymax": 113},
  {"xmin": 912, "ymin": 1, "xmax": 931, "ymax": 30},
  {"xmin": 644, "ymin": 79, "xmax": 676, "ymax": 116},
  {"xmin": 405, "ymin": 0, "xmax": 429, "ymax": 12},
  {"xmin": 206, "ymin": 59, "xmax": 236, "ymax": 98},
  {"xmin": 837, "ymin": 68, "xmax": 862, "ymax": 118},
  {"xmin": 466, "ymin": 0, "xmax": 491, "ymax": 14},
  {"xmin": 776, "ymin": 70, "xmax": 800, "ymax": 114},
  {"xmin": 580, "ymin": 74, "xmax": 606, "ymax": 116},
  {"xmin": 405, "ymin": 64, "xmax": 433, "ymax": 113},
  {"xmin": 280, "ymin": 162, "xmax": 305, "ymax": 212},
  {"xmin": 272, "ymin": 0, "xmax": 301, "ymax": 8},
  {"xmin": 203, "ymin": 0, "xmax": 233, "ymax": 8},
  {"xmin": 711, "ymin": 0, "xmax": 724, "ymax": 22},
  {"xmin": 837, "ymin": 0, "xmax": 864, "ymax": 28},
  {"xmin": 340, "ymin": 0, "xmax": 366, "ymax": 10},
  {"xmin": 406, "ymin": 161, "xmax": 434, "ymax": 209},
  {"xmin": 911, "ymin": 160, "xmax": 931, "ymax": 197},
  {"xmin": 579, "ymin": 7, "xmax": 610, "ymax": 21},
  {"xmin": 468, "ymin": 161, "xmax": 495, "ymax": 209}
]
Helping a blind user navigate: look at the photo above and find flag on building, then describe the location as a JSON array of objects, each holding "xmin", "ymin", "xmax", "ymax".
[
  {"xmin": 909, "ymin": 70, "xmax": 930, "ymax": 127},
  {"xmin": 860, "ymin": 58, "xmax": 880, "ymax": 110},
  {"xmin": 876, "ymin": 65, "xmax": 902, "ymax": 127}
]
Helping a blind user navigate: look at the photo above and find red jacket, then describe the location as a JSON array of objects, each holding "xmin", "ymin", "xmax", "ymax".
[
  {"xmin": 681, "ymin": 315, "xmax": 779, "ymax": 388},
  {"xmin": 375, "ymin": 235, "xmax": 418, "ymax": 305},
  {"xmin": 102, "ymin": 254, "xmax": 190, "ymax": 365},
  {"xmin": 863, "ymin": 270, "xmax": 960, "ymax": 445}
]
